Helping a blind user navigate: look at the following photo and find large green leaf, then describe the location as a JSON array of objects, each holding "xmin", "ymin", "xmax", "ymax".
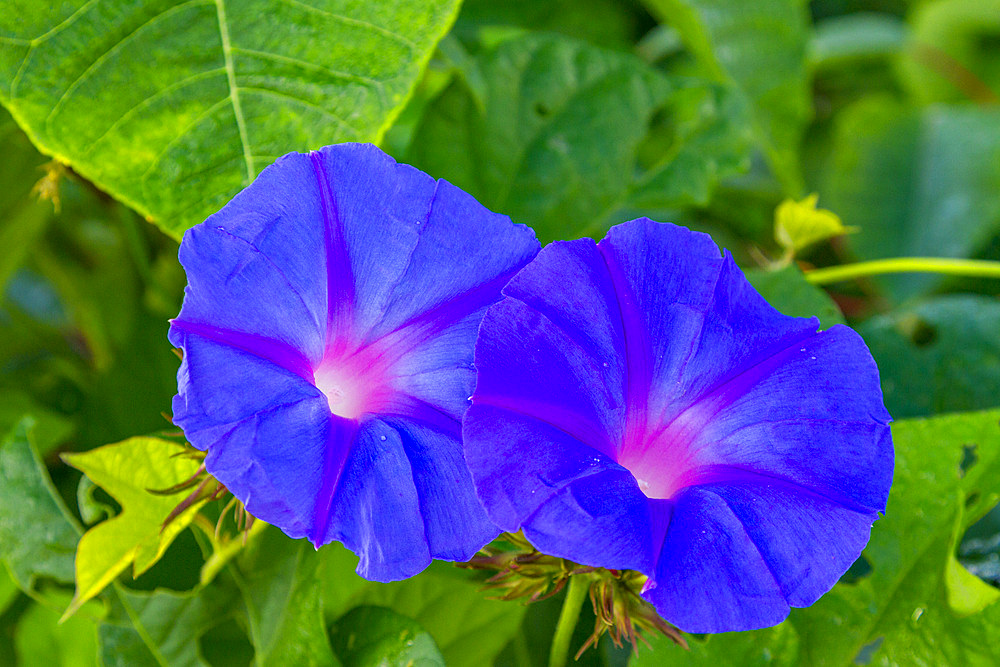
[
  {"xmin": 825, "ymin": 98, "xmax": 1000, "ymax": 299},
  {"xmin": 330, "ymin": 605, "xmax": 444, "ymax": 667},
  {"xmin": 0, "ymin": 417, "xmax": 80, "ymax": 591},
  {"xmin": 98, "ymin": 537, "xmax": 333, "ymax": 667},
  {"xmin": 350, "ymin": 564, "xmax": 527, "ymax": 667},
  {"xmin": 0, "ymin": 0, "xmax": 461, "ymax": 238},
  {"xmin": 634, "ymin": 409, "xmax": 1000, "ymax": 666},
  {"xmin": 744, "ymin": 265, "xmax": 845, "ymax": 330},
  {"xmin": 317, "ymin": 542, "xmax": 368, "ymax": 619},
  {"xmin": 98, "ymin": 586, "xmax": 237, "ymax": 667},
  {"xmin": 408, "ymin": 32, "xmax": 751, "ymax": 241},
  {"xmin": 14, "ymin": 594, "xmax": 98, "ymax": 667},
  {"xmin": 641, "ymin": 0, "xmax": 812, "ymax": 192},
  {"xmin": 859, "ymin": 295, "xmax": 1000, "ymax": 419},
  {"xmin": 454, "ymin": 0, "xmax": 644, "ymax": 51},
  {"xmin": 61, "ymin": 437, "xmax": 210, "ymax": 618},
  {"xmin": 0, "ymin": 391, "xmax": 73, "ymax": 455},
  {"xmin": 234, "ymin": 527, "xmax": 337, "ymax": 666}
]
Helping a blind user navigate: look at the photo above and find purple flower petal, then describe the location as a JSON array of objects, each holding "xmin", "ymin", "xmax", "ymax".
[
  {"xmin": 464, "ymin": 218, "xmax": 893, "ymax": 632},
  {"xmin": 171, "ymin": 143, "xmax": 539, "ymax": 581}
]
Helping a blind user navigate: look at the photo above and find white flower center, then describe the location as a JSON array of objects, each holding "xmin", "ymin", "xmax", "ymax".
[{"xmin": 313, "ymin": 364, "xmax": 371, "ymax": 419}]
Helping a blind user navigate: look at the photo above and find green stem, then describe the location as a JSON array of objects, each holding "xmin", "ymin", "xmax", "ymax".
[
  {"xmin": 200, "ymin": 518, "xmax": 267, "ymax": 586},
  {"xmin": 804, "ymin": 257, "xmax": 1000, "ymax": 285},
  {"xmin": 548, "ymin": 575, "xmax": 589, "ymax": 667}
]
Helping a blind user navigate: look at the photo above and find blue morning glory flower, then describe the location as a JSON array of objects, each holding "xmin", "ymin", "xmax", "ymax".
[
  {"xmin": 169, "ymin": 143, "xmax": 539, "ymax": 581},
  {"xmin": 463, "ymin": 219, "xmax": 893, "ymax": 632}
]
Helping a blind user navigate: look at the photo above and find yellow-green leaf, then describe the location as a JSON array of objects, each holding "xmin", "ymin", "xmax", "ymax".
[
  {"xmin": 774, "ymin": 193, "xmax": 854, "ymax": 255},
  {"xmin": 61, "ymin": 437, "xmax": 209, "ymax": 620}
]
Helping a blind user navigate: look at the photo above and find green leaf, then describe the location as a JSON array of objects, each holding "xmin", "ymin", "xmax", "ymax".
[
  {"xmin": 640, "ymin": 0, "xmax": 811, "ymax": 192},
  {"xmin": 773, "ymin": 194, "xmax": 854, "ymax": 255},
  {"xmin": 0, "ymin": 0, "xmax": 461, "ymax": 238},
  {"xmin": 898, "ymin": 0, "xmax": 1000, "ymax": 105},
  {"xmin": 98, "ymin": 586, "xmax": 237, "ymax": 667},
  {"xmin": 14, "ymin": 595, "xmax": 98, "ymax": 667},
  {"xmin": 744, "ymin": 265, "xmax": 845, "ymax": 330},
  {"xmin": 945, "ymin": 506, "xmax": 1000, "ymax": 616},
  {"xmin": 0, "ymin": 564, "xmax": 18, "ymax": 616},
  {"xmin": 234, "ymin": 527, "xmax": 337, "ymax": 666},
  {"xmin": 633, "ymin": 619, "xmax": 800, "ymax": 666},
  {"xmin": 349, "ymin": 564, "xmax": 528, "ymax": 667},
  {"xmin": 317, "ymin": 542, "xmax": 368, "ymax": 619},
  {"xmin": 858, "ymin": 295, "xmax": 1000, "ymax": 419},
  {"xmin": 197, "ymin": 617, "xmax": 255, "ymax": 667},
  {"xmin": 408, "ymin": 32, "xmax": 750, "ymax": 241},
  {"xmin": 61, "ymin": 437, "xmax": 209, "ymax": 618},
  {"xmin": 454, "ymin": 0, "xmax": 645, "ymax": 51},
  {"xmin": 77, "ymin": 475, "xmax": 115, "ymax": 526},
  {"xmin": 821, "ymin": 410, "xmax": 1000, "ymax": 666},
  {"xmin": 825, "ymin": 99, "xmax": 1000, "ymax": 299},
  {"xmin": 0, "ymin": 391, "xmax": 73, "ymax": 455},
  {"xmin": 634, "ymin": 409, "xmax": 1000, "ymax": 666},
  {"xmin": 330, "ymin": 605, "xmax": 444, "ymax": 667},
  {"xmin": 0, "ymin": 417, "xmax": 80, "ymax": 591},
  {"xmin": 809, "ymin": 13, "xmax": 907, "ymax": 70}
]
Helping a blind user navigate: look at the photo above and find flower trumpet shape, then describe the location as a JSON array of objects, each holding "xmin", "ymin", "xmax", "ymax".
[
  {"xmin": 170, "ymin": 143, "xmax": 539, "ymax": 581},
  {"xmin": 463, "ymin": 219, "xmax": 893, "ymax": 632}
]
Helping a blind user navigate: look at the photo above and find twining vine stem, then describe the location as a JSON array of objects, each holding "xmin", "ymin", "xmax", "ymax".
[{"xmin": 804, "ymin": 257, "xmax": 1000, "ymax": 285}]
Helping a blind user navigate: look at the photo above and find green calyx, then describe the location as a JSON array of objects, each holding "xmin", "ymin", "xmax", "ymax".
[{"xmin": 460, "ymin": 532, "xmax": 686, "ymax": 658}]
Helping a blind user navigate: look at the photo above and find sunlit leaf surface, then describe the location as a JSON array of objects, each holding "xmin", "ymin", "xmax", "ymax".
[{"xmin": 0, "ymin": 0, "xmax": 461, "ymax": 238}]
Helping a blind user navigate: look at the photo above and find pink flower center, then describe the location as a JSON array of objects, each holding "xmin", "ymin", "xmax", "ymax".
[{"xmin": 312, "ymin": 346, "xmax": 393, "ymax": 420}]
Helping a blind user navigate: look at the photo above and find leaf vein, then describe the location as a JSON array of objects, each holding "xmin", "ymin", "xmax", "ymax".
[
  {"xmin": 231, "ymin": 47, "xmax": 385, "ymax": 90},
  {"xmin": 214, "ymin": 0, "xmax": 256, "ymax": 184},
  {"xmin": 42, "ymin": 0, "xmax": 211, "ymax": 129},
  {"xmin": 277, "ymin": 0, "xmax": 417, "ymax": 50},
  {"xmin": 239, "ymin": 85, "xmax": 361, "ymax": 136},
  {"xmin": 139, "ymin": 97, "xmax": 231, "ymax": 183},
  {"xmin": 84, "ymin": 67, "xmax": 228, "ymax": 158}
]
